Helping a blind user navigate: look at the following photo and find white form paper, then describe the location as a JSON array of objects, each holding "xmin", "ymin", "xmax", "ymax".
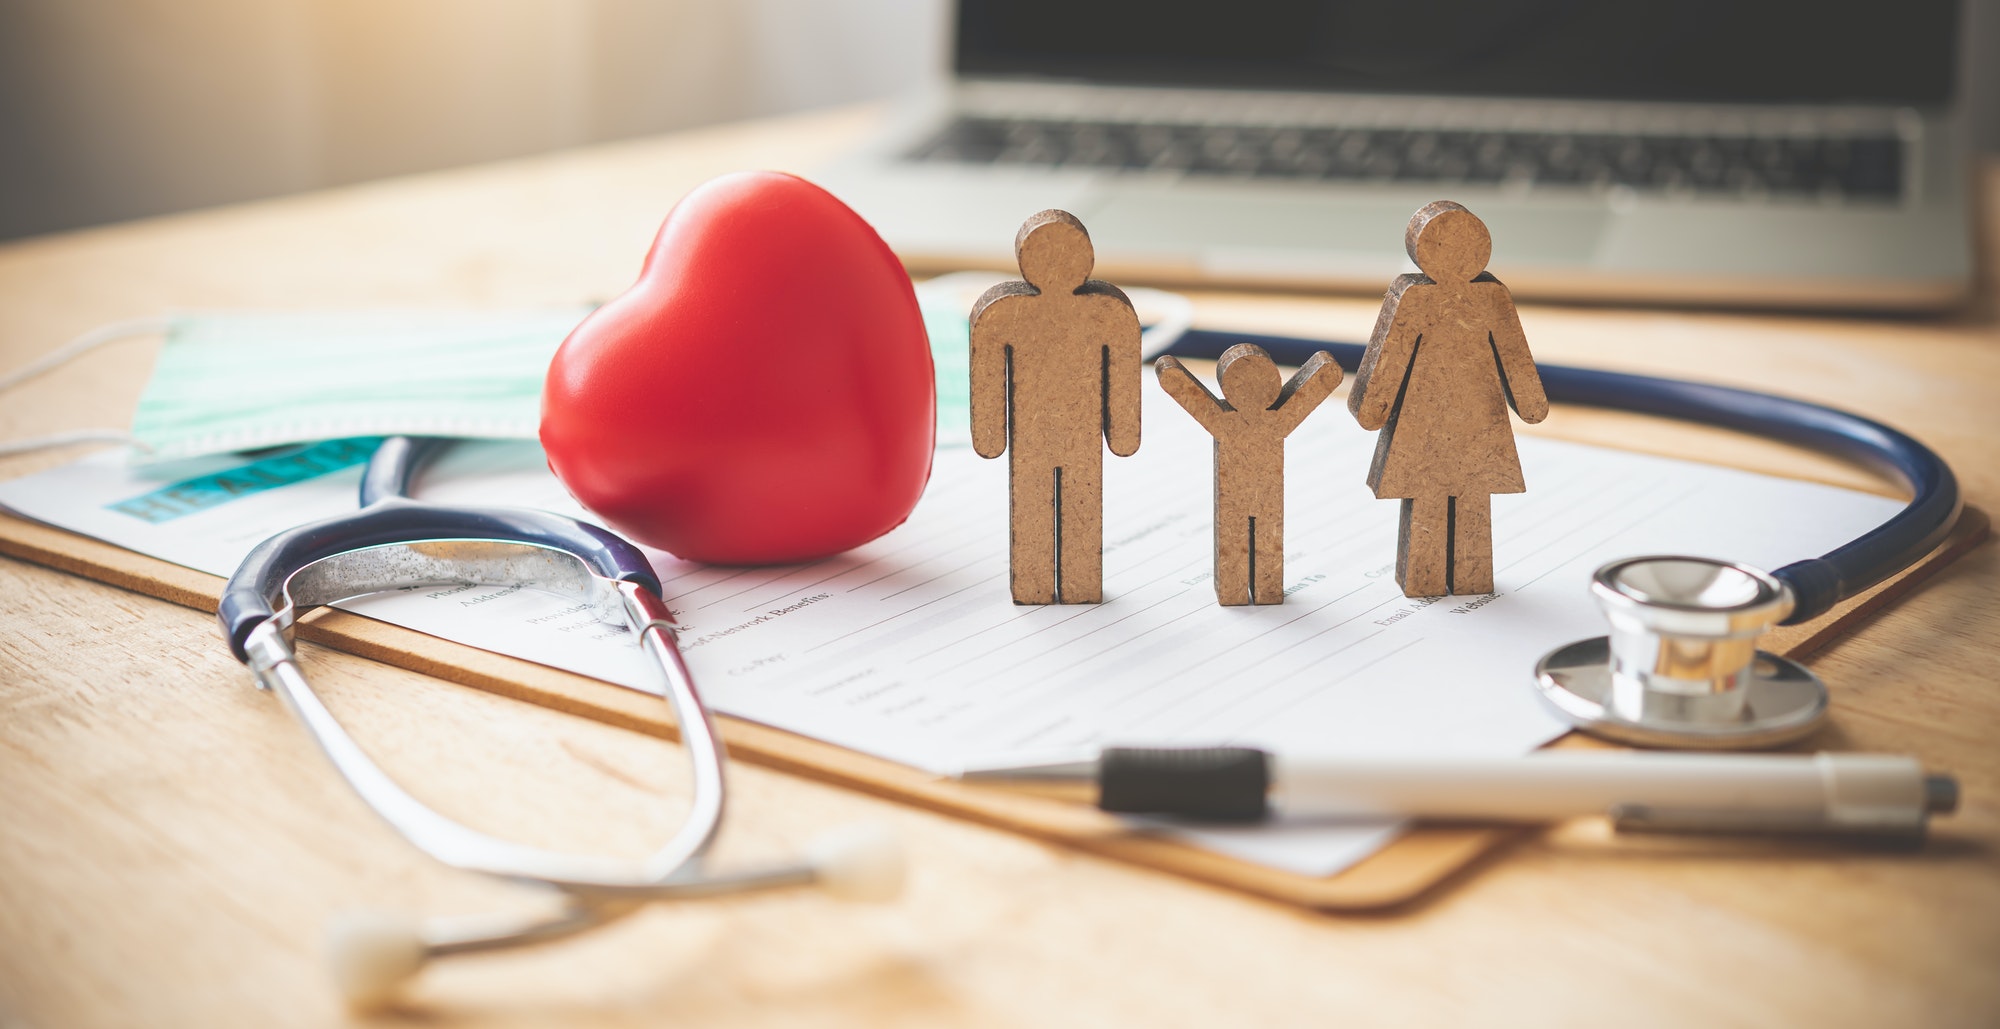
[{"xmin": 0, "ymin": 401, "xmax": 1901, "ymax": 876}]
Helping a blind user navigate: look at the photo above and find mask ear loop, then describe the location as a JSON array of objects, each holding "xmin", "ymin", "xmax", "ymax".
[{"xmin": 0, "ymin": 316, "xmax": 170, "ymax": 456}]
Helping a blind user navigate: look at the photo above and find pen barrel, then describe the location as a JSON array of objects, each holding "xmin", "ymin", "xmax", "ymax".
[{"xmin": 1271, "ymin": 753, "xmax": 1932, "ymax": 828}]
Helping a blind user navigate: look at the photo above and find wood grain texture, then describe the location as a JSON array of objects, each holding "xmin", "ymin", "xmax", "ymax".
[
  {"xmin": 1350, "ymin": 201, "xmax": 1550, "ymax": 597},
  {"xmin": 1, "ymin": 106, "xmax": 1998, "ymax": 1027},
  {"xmin": 969, "ymin": 210, "xmax": 1142, "ymax": 604},
  {"xmin": 1156, "ymin": 345, "xmax": 1340, "ymax": 605}
]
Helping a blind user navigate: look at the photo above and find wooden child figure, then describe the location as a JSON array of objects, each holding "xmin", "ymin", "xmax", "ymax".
[
  {"xmin": 1348, "ymin": 200, "xmax": 1549, "ymax": 598},
  {"xmin": 969, "ymin": 210, "xmax": 1143, "ymax": 604},
  {"xmin": 1157, "ymin": 344, "xmax": 1341, "ymax": 605}
]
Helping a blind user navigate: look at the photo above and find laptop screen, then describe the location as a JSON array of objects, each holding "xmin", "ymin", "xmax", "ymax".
[{"xmin": 956, "ymin": 1, "xmax": 1959, "ymax": 106}]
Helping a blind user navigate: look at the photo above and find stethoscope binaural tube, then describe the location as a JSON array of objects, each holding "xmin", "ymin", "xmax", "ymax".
[
  {"xmin": 217, "ymin": 435, "xmax": 662, "ymax": 662},
  {"xmin": 1160, "ymin": 329, "xmax": 1962, "ymax": 624},
  {"xmin": 219, "ymin": 437, "xmax": 905, "ymax": 1010}
]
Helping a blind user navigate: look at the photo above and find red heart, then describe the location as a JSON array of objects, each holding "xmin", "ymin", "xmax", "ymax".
[{"xmin": 541, "ymin": 171, "xmax": 935, "ymax": 564}]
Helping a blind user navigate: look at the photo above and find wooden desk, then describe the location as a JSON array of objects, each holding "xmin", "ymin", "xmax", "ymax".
[{"xmin": 2, "ymin": 107, "xmax": 1996, "ymax": 1027}]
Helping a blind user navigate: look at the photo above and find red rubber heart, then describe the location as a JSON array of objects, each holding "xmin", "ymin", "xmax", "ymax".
[{"xmin": 541, "ymin": 171, "xmax": 935, "ymax": 564}]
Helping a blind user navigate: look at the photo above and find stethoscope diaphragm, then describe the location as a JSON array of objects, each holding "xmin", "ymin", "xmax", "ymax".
[{"xmin": 1534, "ymin": 556, "xmax": 1829, "ymax": 749}]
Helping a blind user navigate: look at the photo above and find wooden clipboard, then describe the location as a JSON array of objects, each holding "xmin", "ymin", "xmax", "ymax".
[{"xmin": 0, "ymin": 504, "xmax": 1986, "ymax": 911}]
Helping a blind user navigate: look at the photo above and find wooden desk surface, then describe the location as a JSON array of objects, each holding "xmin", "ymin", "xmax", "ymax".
[{"xmin": 2, "ymin": 107, "xmax": 1996, "ymax": 1028}]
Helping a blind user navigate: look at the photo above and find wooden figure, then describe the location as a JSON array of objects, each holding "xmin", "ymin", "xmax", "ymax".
[
  {"xmin": 1348, "ymin": 200, "xmax": 1549, "ymax": 598},
  {"xmin": 1156, "ymin": 345, "xmax": 1341, "ymax": 606},
  {"xmin": 969, "ymin": 210, "xmax": 1143, "ymax": 604}
]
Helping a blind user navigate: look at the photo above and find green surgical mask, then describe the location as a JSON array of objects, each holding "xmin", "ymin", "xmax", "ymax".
[
  {"xmin": 127, "ymin": 307, "xmax": 593, "ymax": 462},
  {"xmin": 0, "ymin": 283, "xmax": 1176, "ymax": 462}
]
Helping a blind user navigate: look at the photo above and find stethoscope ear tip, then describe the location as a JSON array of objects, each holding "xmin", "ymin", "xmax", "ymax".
[
  {"xmin": 325, "ymin": 909, "xmax": 427, "ymax": 1012},
  {"xmin": 806, "ymin": 823, "xmax": 906, "ymax": 903}
]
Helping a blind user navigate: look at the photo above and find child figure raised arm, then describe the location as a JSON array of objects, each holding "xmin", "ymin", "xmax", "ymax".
[{"xmin": 1156, "ymin": 344, "xmax": 1341, "ymax": 605}]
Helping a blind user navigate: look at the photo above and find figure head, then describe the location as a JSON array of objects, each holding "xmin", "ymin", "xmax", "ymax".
[
  {"xmin": 1217, "ymin": 344, "xmax": 1282, "ymax": 411},
  {"xmin": 1015, "ymin": 210, "xmax": 1094, "ymax": 293},
  {"xmin": 1405, "ymin": 201, "xmax": 1491, "ymax": 283}
]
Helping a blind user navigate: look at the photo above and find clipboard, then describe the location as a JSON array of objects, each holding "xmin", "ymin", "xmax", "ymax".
[{"xmin": 0, "ymin": 505, "xmax": 1985, "ymax": 910}]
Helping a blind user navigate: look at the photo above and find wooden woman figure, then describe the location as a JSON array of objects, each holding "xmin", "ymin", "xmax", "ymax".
[
  {"xmin": 1348, "ymin": 201, "xmax": 1549, "ymax": 597},
  {"xmin": 1157, "ymin": 344, "xmax": 1340, "ymax": 606}
]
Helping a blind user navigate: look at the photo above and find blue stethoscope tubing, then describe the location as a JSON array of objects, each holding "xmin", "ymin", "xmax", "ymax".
[{"xmin": 1161, "ymin": 328, "xmax": 1962, "ymax": 625}]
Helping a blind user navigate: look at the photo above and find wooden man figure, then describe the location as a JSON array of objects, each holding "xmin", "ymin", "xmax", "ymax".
[
  {"xmin": 1157, "ymin": 344, "xmax": 1341, "ymax": 606},
  {"xmin": 969, "ymin": 210, "xmax": 1143, "ymax": 604},
  {"xmin": 1348, "ymin": 200, "xmax": 1549, "ymax": 597}
]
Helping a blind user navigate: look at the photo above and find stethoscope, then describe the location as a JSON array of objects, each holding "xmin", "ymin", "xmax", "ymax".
[
  {"xmin": 218, "ymin": 329, "xmax": 1959, "ymax": 1006},
  {"xmin": 1157, "ymin": 328, "xmax": 1962, "ymax": 749},
  {"xmin": 219, "ymin": 437, "xmax": 903, "ymax": 1009}
]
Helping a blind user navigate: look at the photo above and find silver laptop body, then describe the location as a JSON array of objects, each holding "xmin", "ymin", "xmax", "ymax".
[{"xmin": 818, "ymin": 1, "xmax": 1972, "ymax": 311}]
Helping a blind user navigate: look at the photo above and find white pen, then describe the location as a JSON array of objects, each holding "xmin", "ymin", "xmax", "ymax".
[{"xmin": 955, "ymin": 747, "xmax": 1960, "ymax": 838}]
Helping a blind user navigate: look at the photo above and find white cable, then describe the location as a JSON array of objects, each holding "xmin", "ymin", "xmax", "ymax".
[
  {"xmin": 0, "ymin": 428, "xmax": 146, "ymax": 457},
  {"xmin": 0, "ymin": 316, "xmax": 169, "ymax": 457},
  {"xmin": 0, "ymin": 316, "xmax": 170, "ymax": 393}
]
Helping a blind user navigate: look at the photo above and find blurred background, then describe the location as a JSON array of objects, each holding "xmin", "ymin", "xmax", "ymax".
[
  {"xmin": 0, "ymin": 0, "xmax": 945, "ymax": 241},
  {"xmin": 0, "ymin": 0, "xmax": 1994, "ymax": 245}
]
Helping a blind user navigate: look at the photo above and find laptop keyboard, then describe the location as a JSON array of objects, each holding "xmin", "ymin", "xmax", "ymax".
[{"xmin": 904, "ymin": 116, "xmax": 1905, "ymax": 200}]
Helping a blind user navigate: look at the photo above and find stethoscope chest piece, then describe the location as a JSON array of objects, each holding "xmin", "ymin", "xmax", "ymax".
[{"xmin": 1534, "ymin": 556, "xmax": 1828, "ymax": 749}]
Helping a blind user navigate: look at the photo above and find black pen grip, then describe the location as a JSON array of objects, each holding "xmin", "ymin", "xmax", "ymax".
[{"xmin": 1098, "ymin": 747, "xmax": 1271, "ymax": 822}]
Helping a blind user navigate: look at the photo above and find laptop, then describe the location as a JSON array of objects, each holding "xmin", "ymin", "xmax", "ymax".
[{"xmin": 815, "ymin": 0, "xmax": 1973, "ymax": 310}]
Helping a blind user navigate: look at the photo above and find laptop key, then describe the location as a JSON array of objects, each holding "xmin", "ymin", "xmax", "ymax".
[{"xmin": 903, "ymin": 117, "xmax": 1904, "ymax": 201}]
